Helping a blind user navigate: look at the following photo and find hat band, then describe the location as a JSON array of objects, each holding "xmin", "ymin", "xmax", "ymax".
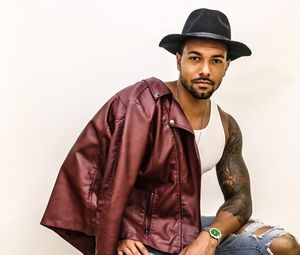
[{"xmin": 185, "ymin": 32, "xmax": 230, "ymax": 41}]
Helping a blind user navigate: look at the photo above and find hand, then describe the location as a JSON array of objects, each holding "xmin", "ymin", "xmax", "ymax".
[
  {"xmin": 117, "ymin": 239, "xmax": 149, "ymax": 255},
  {"xmin": 179, "ymin": 231, "xmax": 218, "ymax": 255}
]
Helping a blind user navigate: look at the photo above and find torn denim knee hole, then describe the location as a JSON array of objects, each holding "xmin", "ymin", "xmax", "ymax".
[
  {"xmin": 265, "ymin": 232, "xmax": 292, "ymax": 255},
  {"xmin": 247, "ymin": 225, "xmax": 289, "ymax": 255},
  {"xmin": 244, "ymin": 221, "xmax": 265, "ymax": 235},
  {"xmin": 253, "ymin": 226, "xmax": 284, "ymax": 239},
  {"xmin": 245, "ymin": 222, "xmax": 288, "ymax": 255}
]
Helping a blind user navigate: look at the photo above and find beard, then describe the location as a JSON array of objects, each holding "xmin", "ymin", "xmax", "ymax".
[{"xmin": 180, "ymin": 75, "xmax": 217, "ymax": 100}]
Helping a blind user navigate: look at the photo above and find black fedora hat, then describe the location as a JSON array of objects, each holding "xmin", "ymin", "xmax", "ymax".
[{"xmin": 159, "ymin": 8, "xmax": 251, "ymax": 61}]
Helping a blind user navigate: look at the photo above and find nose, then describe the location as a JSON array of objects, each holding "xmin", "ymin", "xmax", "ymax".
[{"xmin": 199, "ymin": 61, "xmax": 211, "ymax": 77}]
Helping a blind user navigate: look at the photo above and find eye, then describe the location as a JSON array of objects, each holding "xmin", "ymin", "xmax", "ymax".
[
  {"xmin": 212, "ymin": 59, "xmax": 223, "ymax": 64},
  {"xmin": 189, "ymin": 56, "xmax": 201, "ymax": 61}
]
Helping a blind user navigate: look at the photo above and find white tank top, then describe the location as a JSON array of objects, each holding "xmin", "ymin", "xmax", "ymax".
[{"xmin": 194, "ymin": 100, "xmax": 226, "ymax": 174}]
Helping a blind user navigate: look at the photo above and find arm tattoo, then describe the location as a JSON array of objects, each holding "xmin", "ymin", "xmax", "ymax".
[{"xmin": 216, "ymin": 114, "xmax": 252, "ymax": 224}]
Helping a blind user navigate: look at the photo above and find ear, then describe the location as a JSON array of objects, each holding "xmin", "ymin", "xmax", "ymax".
[
  {"xmin": 176, "ymin": 53, "xmax": 182, "ymax": 71},
  {"xmin": 223, "ymin": 60, "xmax": 230, "ymax": 76}
]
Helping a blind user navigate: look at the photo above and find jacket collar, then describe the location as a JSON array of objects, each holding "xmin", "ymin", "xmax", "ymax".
[
  {"xmin": 143, "ymin": 77, "xmax": 172, "ymax": 99},
  {"xmin": 144, "ymin": 77, "xmax": 194, "ymax": 135}
]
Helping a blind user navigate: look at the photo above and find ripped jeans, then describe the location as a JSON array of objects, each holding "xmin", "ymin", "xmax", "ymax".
[{"xmin": 147, "ymin": 216, "xmax": 288, "ymax": 255}]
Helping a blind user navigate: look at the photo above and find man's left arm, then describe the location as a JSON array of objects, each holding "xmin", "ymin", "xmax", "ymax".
[{"xmin": 180, "ymin": 113, "xmax": 252, "ymax": 254}]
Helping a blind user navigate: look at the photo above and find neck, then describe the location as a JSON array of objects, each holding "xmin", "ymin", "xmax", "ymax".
[
  {"xmin": 175, "ymin": 80, "xmax": 210, "ymax": 120},
  {"xmin": 164, "ymin": 80, "xmax": 210, "ymax": 130}
]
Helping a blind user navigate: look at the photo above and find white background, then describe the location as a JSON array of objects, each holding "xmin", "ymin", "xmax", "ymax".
[{"xmin": 1, "ymin": 0, "xmax": 299, "ymax": 254}]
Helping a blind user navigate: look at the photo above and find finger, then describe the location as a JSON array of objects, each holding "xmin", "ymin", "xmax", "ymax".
[
  {"xmin": 135, "ymin": 242, "xmax": 149, "ymax": 255},
  {"xmin": 117, "ymin": 240, "xmax": 134, "ymax": 253},
  {"xmin": 122, "ymin": 247, "xmax": 134, "ymax": 255},
  {"xmin": 117, "ymin": 251, "xmax": 123, "ymax": 255},
  {"xmin": 178, "ymin": 247, "xmax": 186, "ymax": 255},
  {"xmin": 127, "ymin": 243, "xmax": 142, "ymax": 255}
]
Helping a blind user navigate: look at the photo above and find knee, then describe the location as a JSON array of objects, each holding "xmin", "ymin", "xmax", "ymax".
[{"xmin": 269, "ymin": 234, "xmax": 300, "ymax": 255}]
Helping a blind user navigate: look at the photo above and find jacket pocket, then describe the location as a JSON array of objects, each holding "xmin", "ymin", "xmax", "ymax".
[{"xmin": 143, "ymin": 190, "xmax": 155, "ymax": 236}]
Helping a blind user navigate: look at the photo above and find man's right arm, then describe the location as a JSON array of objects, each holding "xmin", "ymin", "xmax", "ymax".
[{"xmin": 210, "ymin": 112, "xmax": 252, "ymax": 239}]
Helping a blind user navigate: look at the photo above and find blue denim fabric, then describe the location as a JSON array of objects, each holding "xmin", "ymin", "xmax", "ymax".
[{"xmin": 147, "ymin": 216, "xmax": 288, "ymax": 255}]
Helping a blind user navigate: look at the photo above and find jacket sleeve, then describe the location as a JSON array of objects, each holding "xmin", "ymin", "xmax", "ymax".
[
  {"xmin": 94, "ymin": 94, "xmax": 154, "ymax": 255},
  {"xmin": 40, "ymin": 95, "xmax": 126, "ymax": 255}
]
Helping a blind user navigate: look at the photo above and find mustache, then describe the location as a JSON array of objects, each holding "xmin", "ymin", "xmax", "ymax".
[{"xmin": 192, "ymin": 77, "xmax": 215, "ymax": 85}]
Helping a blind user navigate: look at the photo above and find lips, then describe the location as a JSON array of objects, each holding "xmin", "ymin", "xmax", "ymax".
[
  {"xmin": 195, "ymin": 81, "xmax": 213, "ymax": 85},
  {"xmin": 192, "ymin": 78, "xmax": 214, "ymax": 86},
  {"xmin": 196, "ymin": 84, "xmax": 211, "ymax": 90},
  {"xmin": 193, "ymin": 81, "xmax": 214, "ymax": 89}
]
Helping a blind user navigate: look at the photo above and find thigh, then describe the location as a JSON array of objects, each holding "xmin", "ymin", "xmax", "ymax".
[
  {"xmin": 147, "ymin": 218, "xmax": 289, "ymax": 255},
  {"xmin": 202, "ymin": 216, "xmax": 260, "ymax": 254},
  {"xmin": 215, "ymin": 220, "xmax": 289, "ymax": 255}
]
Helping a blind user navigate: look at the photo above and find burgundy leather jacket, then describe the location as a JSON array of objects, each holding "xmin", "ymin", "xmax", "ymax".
[{"xmin": 41, "ymin": 77, "xmax": 203, "ymax": 255}]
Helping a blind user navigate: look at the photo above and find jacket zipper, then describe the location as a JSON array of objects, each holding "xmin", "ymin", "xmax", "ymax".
[
  {"xmin": 172, "ymin": 129, "xmax": 183, "ymax": 251},
  {"xmin": 177, "ymin": 159, "xmax": 183, "ymax": 251},
  {"xmin": 144, "ymin": 191, "xmax": 155, "ymax": 236}
]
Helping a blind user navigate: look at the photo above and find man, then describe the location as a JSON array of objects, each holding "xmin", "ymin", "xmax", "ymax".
[{"xmin": 41, "ymin": 8, "xmax": 300, "ymax": 255}]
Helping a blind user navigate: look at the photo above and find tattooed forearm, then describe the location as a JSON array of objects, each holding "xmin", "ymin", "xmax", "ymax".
[
  {"xmin": 216, "ymin": 114, "xmax": 252, "ymax": 224},
  {"xmin": 217, "ymin": 155, "xmax": 252, "ymax": 223}
]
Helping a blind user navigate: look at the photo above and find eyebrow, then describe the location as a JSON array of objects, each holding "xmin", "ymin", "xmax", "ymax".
[
  {"xmin": 212, "ymin": 54, "xmax": 225, "ymax": 59},
  {"xmin": 187, "ymin": 51, "xmax": 225, "ymax": 59}
]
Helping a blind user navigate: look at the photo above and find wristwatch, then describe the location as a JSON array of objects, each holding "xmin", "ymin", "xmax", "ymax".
[{"xmin": 203, "ymin": 227, "xmax": 222, "ymax": 245}]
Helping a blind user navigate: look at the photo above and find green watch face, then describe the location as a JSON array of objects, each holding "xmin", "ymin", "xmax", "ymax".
[{"xmin": 210, "ymin": 227, "xmax": 221, "ymax": 238}]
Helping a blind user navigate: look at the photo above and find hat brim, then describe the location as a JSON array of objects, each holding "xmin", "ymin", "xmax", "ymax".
[{"xmin": 159, "ymin": 33, "xmax": 251, "ymax": 61}]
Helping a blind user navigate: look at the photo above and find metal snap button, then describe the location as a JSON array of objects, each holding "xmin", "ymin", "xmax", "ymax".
[
  {"xmin": 154, "ymin": 92, "xmax": 160, "ymax": 98},
  {"xmin": 169, "ymin": 119, "xmax": 175, "ymax": 126}
]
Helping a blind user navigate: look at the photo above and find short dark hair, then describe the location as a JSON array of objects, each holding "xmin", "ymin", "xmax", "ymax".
[{"xmin": 177, "ymin": 40, "xmax": 187, "ymax": 55}]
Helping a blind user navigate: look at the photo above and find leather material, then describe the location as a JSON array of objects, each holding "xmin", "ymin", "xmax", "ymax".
[{"xmin": 41, "ymin": 77, "xmax": 202, "ymax": 255}]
